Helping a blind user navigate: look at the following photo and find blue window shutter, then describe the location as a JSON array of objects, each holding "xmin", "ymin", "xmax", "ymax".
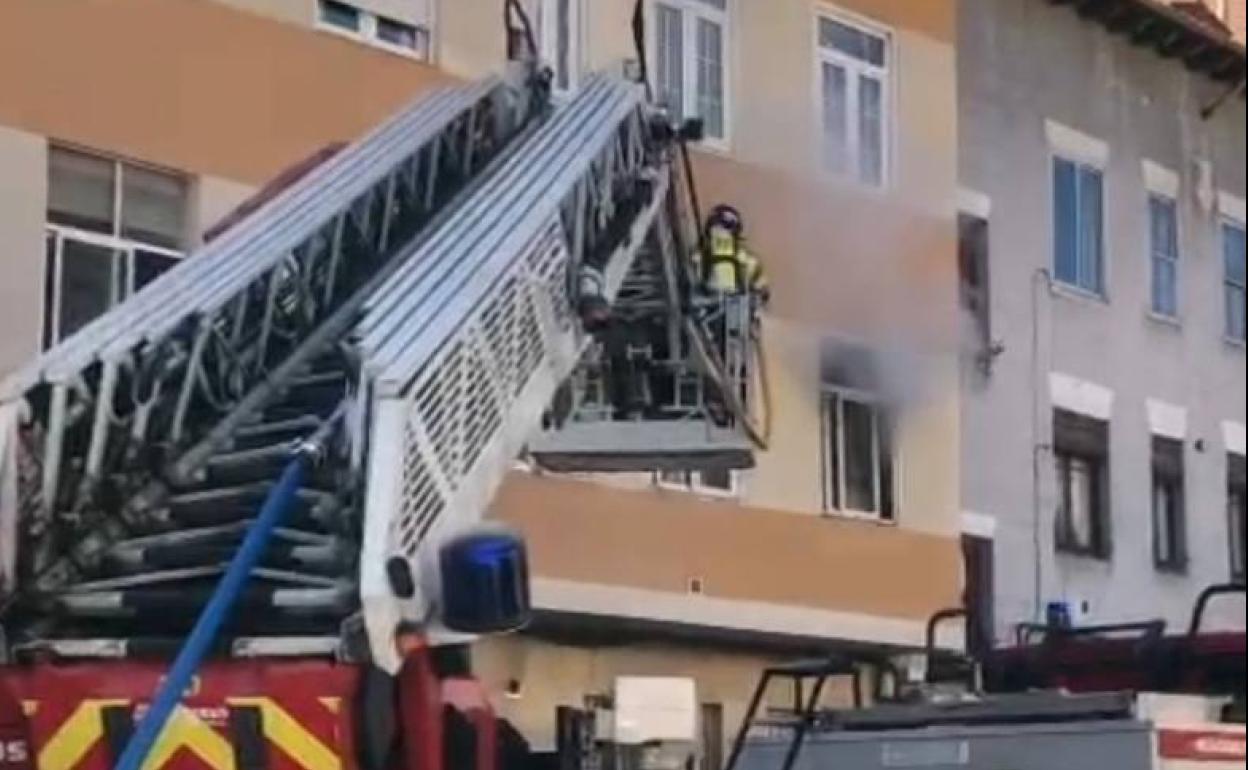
[
  {"xmin": 1227, "ymin": 224, "xmax": 1247, "ymax": 341},
  {"xmin": 1054, "ymin": 159, "xmax": 1079, "ymax": 286}
]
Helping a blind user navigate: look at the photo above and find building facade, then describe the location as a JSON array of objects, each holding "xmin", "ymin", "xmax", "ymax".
[
  {"xmin": 0, "ymin": 0, "xmax": 452, "ymax": 377},
  {"xmin": 0, "ymin": 0, "xmax": 962, "ymax": 759},
  {"xmin": 1168, "ymin": 0, "xmax": 1247, "ymax": 43},
  {"xmin": 449, "ymin": 0, "xmax": 964, "ymax": 754},
  {"xmin": 958, "ymin": 0, "xmax": 1247, "ymax": 642}
]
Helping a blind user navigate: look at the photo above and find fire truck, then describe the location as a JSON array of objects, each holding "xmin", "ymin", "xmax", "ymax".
[
  {"xmin": 0, "ymin": 4, "xmax": 767, "ymax": 768},
  {"xmin": 722, "ymin": 585, "xmax": 1246, "ymax": 770}
]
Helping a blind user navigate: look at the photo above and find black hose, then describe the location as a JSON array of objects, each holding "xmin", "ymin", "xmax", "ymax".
[
  {"xmin": 632, "ymin": 0, "xmax": 653, "ymax": 98},
  {"xmin": 679, "ymin": 139, "xmax": 706, "ymax": 255},
  {"xmin": 504, "ymin": 0, "xmax": 538, "ymax": 62}
]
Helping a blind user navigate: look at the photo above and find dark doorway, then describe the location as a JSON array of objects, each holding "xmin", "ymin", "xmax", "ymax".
[
  {"xmin": 701, "ymin": 703, "xmax": 724, "ymax": 770},
  {"xmin": 962, "ymin": 534, "xmax": 996, "ymax": 656}
]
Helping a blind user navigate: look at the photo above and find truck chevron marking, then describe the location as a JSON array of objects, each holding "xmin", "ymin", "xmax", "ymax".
[
  {"xmin": 227, "ymin": 698, "xmax": 340, "ymax": 770},
  {"xmin": 37, "ymin": 701, "xmax": 127, "ymax": 770}
]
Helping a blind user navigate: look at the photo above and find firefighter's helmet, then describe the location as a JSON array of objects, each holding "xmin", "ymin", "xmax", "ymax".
[{"xmin": 706, "ymin": 204, "xmax": 744, "ymax": 237}]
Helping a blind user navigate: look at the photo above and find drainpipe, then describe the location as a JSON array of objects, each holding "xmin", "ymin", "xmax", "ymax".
[{"xmin": 1030, "ymin": 268, "xmax": 1053, "ymax": 624}]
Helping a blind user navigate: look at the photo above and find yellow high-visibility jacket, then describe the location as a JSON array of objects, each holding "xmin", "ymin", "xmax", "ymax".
[{"xmin": 697, "ymin": 233, "xmax": 768, "ymax": 295}]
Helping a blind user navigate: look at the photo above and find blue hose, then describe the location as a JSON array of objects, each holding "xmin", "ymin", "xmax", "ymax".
[{"xmin": 115, "ymin": 455, "xmax": 309, "ymax": 770}]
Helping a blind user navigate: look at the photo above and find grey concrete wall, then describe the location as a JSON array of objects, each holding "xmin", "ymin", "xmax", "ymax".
[
  {"xmin": 959, "ymin": 0, "xmax": 1247, "ymax": 640},
  {"xmin": 0, "ymin": 126, "xmax": 47, "ymax": 377}
]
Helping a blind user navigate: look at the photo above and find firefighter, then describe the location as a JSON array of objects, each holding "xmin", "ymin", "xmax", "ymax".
[
  {"xmin": 694, "ymin": 205, "xmax": 765, "ymax": 429},
  {"xmin": 696, "ymin": 204, "xmax": 769, "ymax": 301}
]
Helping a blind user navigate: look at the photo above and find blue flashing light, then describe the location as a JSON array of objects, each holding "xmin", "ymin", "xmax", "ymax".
[{"xmin": 440, "ymin": 528, "xmax": 532, "ymax": 635}]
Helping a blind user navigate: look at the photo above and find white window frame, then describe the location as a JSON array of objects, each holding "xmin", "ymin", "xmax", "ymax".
[
  {"xmin": 655, "ymin": 469, "xmax": 741, "ymax": 499},
  {"xmin": 315, "ymin": 0, "xmax": 432, "ymax": 61},
  {"xmin": 1148, "ymin": 192, "xmax": 1181, "ymax": 321},
  {"xmin": 42, "ymin": 148, "xmax": 187, "ymax": 348},
  {"xmin": 648, "ymin": 0, "xmax": 733, "ymax": 150},
  {"xmin": 820, "ymin": 386, "xmax": 896, "ymax": 523},
  {"xmin": 814, "ymin": 5, "xmax": 894, "ymax": 190},
  {"xmin": 536, "ymin": 0, "xmax": 585, "ymax": 94},
  {"xmin": 1046, "ymin": 122, "xmax": 1110, "ymax": 302},
  {"xmin": 43, "ymin": 226, "xmax": 183, "ymax": 347},
  {"xmin": 1223, "ymin": 214, "xmax": 1247, "ymax": 346}
]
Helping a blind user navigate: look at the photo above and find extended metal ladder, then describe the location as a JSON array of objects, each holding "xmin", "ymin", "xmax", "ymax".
[
  {"xmin": 0, "ymin": 71, "xmax": 541, "ymax": 659},
  {"xmin": 0, "ymin": 67, "xmax": 760, "ymax": 669}
]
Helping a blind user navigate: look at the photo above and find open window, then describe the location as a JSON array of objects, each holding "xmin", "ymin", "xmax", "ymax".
[
  {"xmin": 820, "ymin": 344, "xmax": 897, "ymax": 523},
  {"xmin": 959, "ymin": 212, "xmax": 993, "ymax": 369},
  {"xmin": 43, "ymin": 146, "xmax": 188, "ymax": 348},
  {"xmin": 1053, "ymin": 409, "xmax": 1112, "ymax": 560}
]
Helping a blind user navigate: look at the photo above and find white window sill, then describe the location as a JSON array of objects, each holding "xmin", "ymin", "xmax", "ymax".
[
  {"xmin": 1145, "ymin": 310, "xmax": 1183, "ymax": 331},
  {"xmin": 654, "ymin": 478, "xmax": 741, "ymax": 502},
  {"xmin": 1225, "ymin": 335, "xmax": 1247, "ymax": 352},
  {"xmin": 1055, "ymin": 548, "xmax": 1113, "ymax": 565},
  {"xmin": 822, "ymin": 509, "xmax": 897, "ymax": 527},
  {"xmin": 689, "ymin": 136, "xmax": 733, "ymax": 158},
  {"xmin": 817, "ymin": 168, "xmax": 892, "ymax": 198},
  {"xmin": 1050, "ymin": 280, "xmax": 1109, "ymax": 306},
  {"xmin": 1154, "ymin": 563, "xmax": 1190, "ymax": 578}
]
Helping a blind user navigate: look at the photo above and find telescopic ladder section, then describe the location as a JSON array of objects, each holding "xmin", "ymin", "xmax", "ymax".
[
  {"xmin": 0, "ymin": 73, "xmax": 543, "ymax": 657},
  {"xmin": 525, "ymin": 131, "xmax": 765, "ymax": 474},
  {"xmin": 356, "ymin": 73, "xmax": 690, "ymax": 671}
]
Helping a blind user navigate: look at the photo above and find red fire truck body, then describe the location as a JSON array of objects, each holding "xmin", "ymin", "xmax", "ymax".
[{"xmin": 0, "ymin": 647, "xmax": 497, "ymax": 770}]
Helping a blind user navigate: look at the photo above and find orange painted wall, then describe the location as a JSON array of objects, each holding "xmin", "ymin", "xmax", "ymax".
[
  {"xmin": 496, "ymin": 473, "xmax": 963, "ymax": 623},
  {"xmin": 0, "ymin": 0, "xmax": 451, "ymax": 186},
  {"xmin": 693, "ymin": 154, "xmax": 959, "ymax": 347}
]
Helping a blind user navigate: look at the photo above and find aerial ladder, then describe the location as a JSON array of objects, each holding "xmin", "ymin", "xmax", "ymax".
[{"xmin": 0, "ymin": 10, "xmax": 766, "ymax": 770}]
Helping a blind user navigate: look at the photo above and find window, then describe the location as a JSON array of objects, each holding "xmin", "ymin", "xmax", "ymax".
[
  {"xmin": 1151, "ymin": 436, "xmax": 1187, "ymax": 573},
  {"xmin": 822, "ymin": 390, "xmax": 896, "ymax": 521},
  {"xmin": 43, "ymin": 147, "xmax": 187, "ymax": 348},
  {"xmin": 317, "ymin": 0, "xmax": 431, "ymax": 59},
  {"xmin": 959, "ymin": 213, "xmax": 992, "ymax": 352},
  {"xmin": 817, "ymin": 11, "xmax": 891, "ymax": 188},
  {"xmin": 1053, "ymin": 409, "xmax": 1111, "ymax": 559},
  {"xmin": 1231, "ymin": 453, "xmax": 1246, "ymax": 582},
  {"xmin": 1225, "ymin": 220, "xmax": 1246, "ymax": 343},
  {"xmin": 1149, "ymin": 195, "xmax": 1180, "ymax": 318},
  {"xmin": 653, "ymin": 0, "xmax": 730, "ymax": 143},
  {"xmin": 658, "ymin": 468, "xmax": 738, "ymax": 497},
  {"xmin": 376, "ymin": 16, "xmax": 421, "ymax": 50},
  {"xmin": 318, "ymin": 0, "xmax": 361, "ymax": 31},
  {"xmin": 536, "ymin": 0, "xmax": 583, "ymax": 93},
  {"xmin": 1053, "ymin": 157, "xmax": 1106, "ymax": 296}
]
